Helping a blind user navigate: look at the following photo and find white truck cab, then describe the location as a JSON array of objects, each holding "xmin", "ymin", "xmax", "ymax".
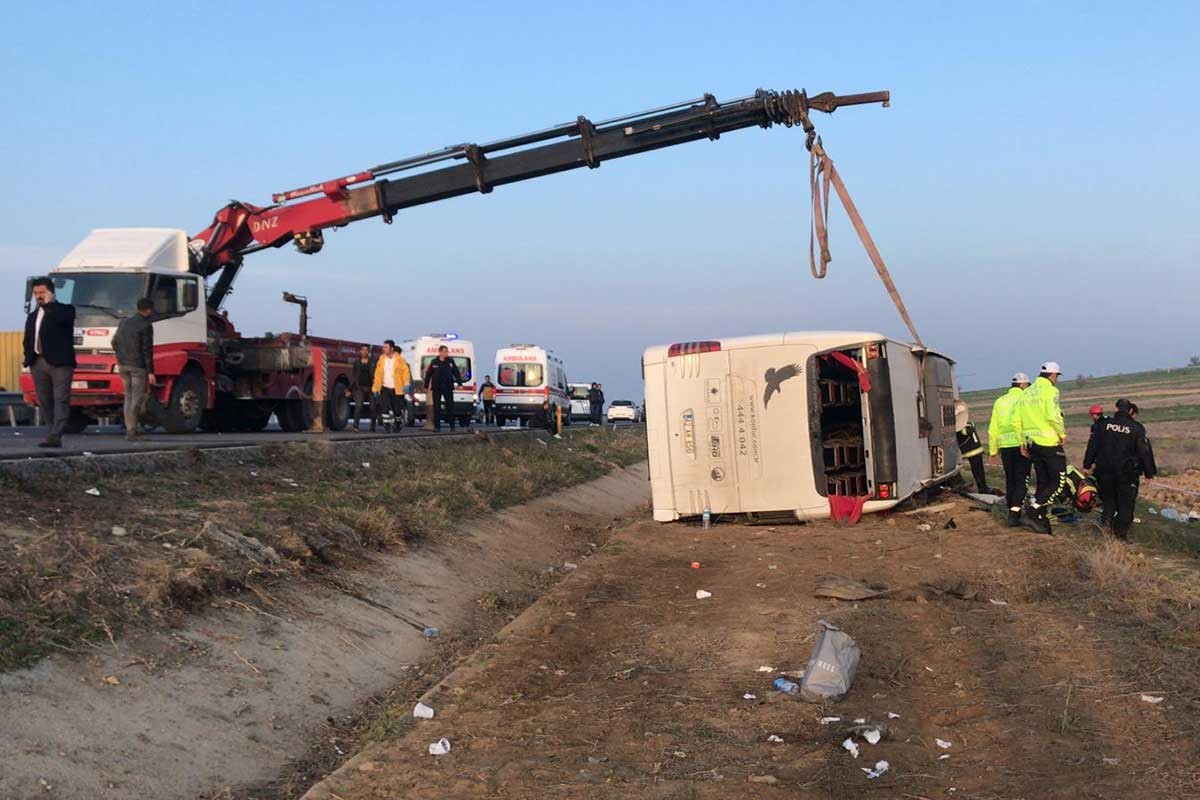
[
  {"xmin": 493, "ymin": 344, "xmax": 570, "ymax": 427},
  {"xmin": 21, "ymin": 228, "xmax": 209, "ymax": 432}
]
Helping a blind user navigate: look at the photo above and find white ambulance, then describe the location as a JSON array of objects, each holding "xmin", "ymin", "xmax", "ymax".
[
  {"xmin": 493, "ymin": 345, "xmax": 570, "ymax": 427},
  {"xmin": 643, "ymin": 331, "xmax": 960, "ymax": 523},
  {"xmin": 568, "ymin": 382, "xmax": 593, "ymax": 421},
  {"xmin": 399, "ymin": 334, "xmax": 478, "ymax": 427}
]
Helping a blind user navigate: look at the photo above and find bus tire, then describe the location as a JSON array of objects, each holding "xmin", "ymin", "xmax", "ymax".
[{"xmin": 163, "ymin": 371, "xmax": 207, "ymax": 434}]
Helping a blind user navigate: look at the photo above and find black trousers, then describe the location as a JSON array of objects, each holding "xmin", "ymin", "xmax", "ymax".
[
  {"xmin": 378, "ymin": 388, "xmax": 405, "ymax": 429},
  {"xmin": 999, "ymin": 446, "xmax": 1032, "ymax": 511},
  {"xmin": 966, "ymin": 453, "xmax": 989, "ymax": 493},
  {"xmin": 1097, "ymin": 472, "xmax": 1139, "ymax": 539},
  {"xmin": 432, "ymin": 386, "xmax": 455, "ymax": 429},
  {"xmin": 590, "ymin": 403, "xmax": 602, "ymax": 424},
  {"xmin": 351, "ymin": 385, "xmax": 374, "ymax": 429},
  {"xmin": 1028, "ymin": 442, "xmax": 1067, "ymax": 509},
  {"xmin": 32, "ymin": 357, "xmax": 74, "ymax": 439},
  {"xmin": 482, "ymin": 399, "xmax": 495, "ymax": 425}
]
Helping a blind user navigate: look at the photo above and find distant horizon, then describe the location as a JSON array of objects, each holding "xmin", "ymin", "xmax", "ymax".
[{"xmin": 2, "ymin": 3, "xmax": 1197, "ymax": 404}]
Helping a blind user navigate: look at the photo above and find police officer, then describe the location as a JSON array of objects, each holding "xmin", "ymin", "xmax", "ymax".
[
  {"xmin": 988, "ymin": 372, "xmax": 1031, "ymax": 526},
  {"xmin": 1087, "ymin": 399, "xmax": 1156, "ymax": 541},
  {"xmin": 1016, "ymin": 361, "xmax": 1067, "ymax": 534}
]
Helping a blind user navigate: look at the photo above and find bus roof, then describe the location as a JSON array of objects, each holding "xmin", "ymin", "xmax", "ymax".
[{"xmin": 643, "ymin": 331, "xmax": 954, "ymax": 365}]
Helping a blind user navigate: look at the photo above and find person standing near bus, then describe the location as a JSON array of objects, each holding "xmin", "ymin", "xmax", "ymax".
[
  {"xmin": 372, "ymin": 339, "xmax": 411, "ymax": 432},
  {"xmin": 954, "ymin": 400, "xmax": 992, "ymax": 495},
  {"xmin": 424, "ymin": 345, "xmax": 464, "ymax": 431},
  {"xmin": 22, "ymin": 277, "xmax": 77, "ymax": 448},
  {"xmin": 1088, "ymin": 399, "xmax": 1156, "ymax": 540},
  {"xmin": 479, "ymin": 374, "xmax": 497, "ymax": 426},
  {"xmin": 587, "ymin": 382, "xmax": 604, "ymax": 425},
  {"xmin": 988, "ymin": 372, "xmax": 1031, "ymax": 526},
  {"xmin": 1016, "ymin": 361, "xmax": 1067, "ymax": 534}
]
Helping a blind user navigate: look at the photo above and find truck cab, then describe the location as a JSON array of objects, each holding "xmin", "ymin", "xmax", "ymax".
[{"xmin": 20, "ymin": 228, "xmax": 212, "ymax": 432}]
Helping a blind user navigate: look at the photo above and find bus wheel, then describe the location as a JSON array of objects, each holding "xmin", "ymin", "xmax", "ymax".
[{"xmin": 163, "ymin": 372, "xmax": 207, "ymax": 434}]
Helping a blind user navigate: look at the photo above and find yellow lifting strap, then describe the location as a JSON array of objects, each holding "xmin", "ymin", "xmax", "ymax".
[{"xmin": 808, "ymin": 137, "xmax": 924, "ymax": 350}]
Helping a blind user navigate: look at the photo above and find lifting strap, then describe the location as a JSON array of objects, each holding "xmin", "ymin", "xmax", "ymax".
[{"xmin": 807, "ymin": 138, "xmax": 924, "ymax": 350}]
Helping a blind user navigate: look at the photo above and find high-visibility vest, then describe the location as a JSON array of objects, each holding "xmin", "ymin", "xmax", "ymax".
[
  {"xmin": 987, "ymin": 386, "xmax": 1025, "ymax": 455},
  {"xmin": 1016, "ymin": 376, "xmax": 1065, "ymax": 447}
]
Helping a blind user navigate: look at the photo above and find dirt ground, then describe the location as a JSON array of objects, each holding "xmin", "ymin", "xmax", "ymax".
[{"xmin": 305, "ymin": 500, "xmax": 1200, "ymax": 800}]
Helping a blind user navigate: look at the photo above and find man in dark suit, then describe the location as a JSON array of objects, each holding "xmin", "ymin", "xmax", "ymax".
[{"xmin": 23, "ymin": 277, "xmax": 77, "ymax": 448}]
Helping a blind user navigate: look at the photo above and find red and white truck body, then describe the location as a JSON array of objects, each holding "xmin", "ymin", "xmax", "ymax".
[{"xmin": 21, "ymin": 228, "xmax": 368, "ymax": 433}]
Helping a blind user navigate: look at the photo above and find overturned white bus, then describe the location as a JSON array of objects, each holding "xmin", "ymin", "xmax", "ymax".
[{"xmin": 643, "ymin": 331, "xmax": 960, "ymax": 522}]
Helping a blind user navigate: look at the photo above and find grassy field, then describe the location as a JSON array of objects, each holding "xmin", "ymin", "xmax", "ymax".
[{"xmin": 0, "ymin": 427, "xmax": 647, "ymax": 671}]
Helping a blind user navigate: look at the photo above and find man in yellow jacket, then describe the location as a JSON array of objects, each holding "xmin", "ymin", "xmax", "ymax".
[
  {"xmin": 372, "ymin": 339, "xmax": 412, "ymax": 432},
  {"xmin": 1015, "ymin": 361, "xmax": 1066, "ymax": 534},
  {"xmin": 988, "ymin": 372, "xmax": 1031, "ymax": 527}
]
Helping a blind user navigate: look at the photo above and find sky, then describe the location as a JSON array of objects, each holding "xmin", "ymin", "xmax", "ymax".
[{"xmin": 2, "ymin": 1, "xmax": 1197, "ymax": 401}]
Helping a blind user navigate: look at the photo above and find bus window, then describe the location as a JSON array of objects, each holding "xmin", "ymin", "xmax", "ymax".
[{"xmin": 812, "ymin": 348, "xmax": 869, "ymax": 497}]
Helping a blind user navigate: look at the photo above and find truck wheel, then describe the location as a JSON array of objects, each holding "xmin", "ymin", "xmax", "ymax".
[
  {"xmin": 64, "ymin": 408, "xmax": 95, "ymax": 435},
  {"xmin": 277, "ymin": 399, "xmax": 311, "ymax": 432},
  {"xmin": 202, "ymin": 393, "xmax": 238, "ymax": 432},
  {"xmin": 163, "ymin": 372, "xmax": 207, "ymax": 434},
  {"xmin": 235, "ymin": 402, "xmax": 273, "ymax": 432},
  {"xmin": 327, "ymin": 379, "xmax": 350, "ymax": 431}
]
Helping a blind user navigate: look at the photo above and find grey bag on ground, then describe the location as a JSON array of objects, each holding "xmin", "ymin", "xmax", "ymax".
[{"xmin": 799, "ymin": 619, "xmax": 860, "ymax": 702}]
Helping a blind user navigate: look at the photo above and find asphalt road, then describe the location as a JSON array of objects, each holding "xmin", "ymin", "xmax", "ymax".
[
  {"xmin": 0, "ymin": 419, "xmax": 637, "ymax": 461},
  {"xmin": 0, "ymin": 421, "xmax": 506, "ymax": 461}
]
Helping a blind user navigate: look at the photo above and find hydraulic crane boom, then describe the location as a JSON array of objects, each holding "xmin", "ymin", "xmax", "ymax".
[{"xmin": 192, "ymin": 88, "xmax": 888, "ymax": 308}]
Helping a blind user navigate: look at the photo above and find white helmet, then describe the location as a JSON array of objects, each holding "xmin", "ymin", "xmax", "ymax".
[
  {"xmin": 1040, "ymin": 361, "xmax": 1062, "ymax": 375},
  {"xmin": 1012, "ymin": 372, "xmax": 1030, "ymax": 384}
]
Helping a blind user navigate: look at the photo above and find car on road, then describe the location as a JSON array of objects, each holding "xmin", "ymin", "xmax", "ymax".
[{"xmin": 607, "ymin": 399, "xmax": 639, "ymax": 423}]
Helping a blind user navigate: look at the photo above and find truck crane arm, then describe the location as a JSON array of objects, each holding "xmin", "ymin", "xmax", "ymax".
[{"xmin": 192, "ymin": 88, "xmax": 888, "ymax": 308}]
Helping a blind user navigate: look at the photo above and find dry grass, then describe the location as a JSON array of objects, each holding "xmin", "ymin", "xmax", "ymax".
[
  {"xmin": 1077, "ymin": 539, "xmax": 1158, "ymax": 598},
  {"xmin": 0, "ymin": 427, "xmax": 646, "ymax": 671}
]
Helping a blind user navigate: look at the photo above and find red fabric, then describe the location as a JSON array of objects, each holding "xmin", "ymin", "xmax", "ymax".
[
  {"xmin": 828, "ymin": 494, "xmax": 870, "ymax": 525},
  {"xmin": 826, "ymin": 350, "xmax": 872, "ymax": 392}
]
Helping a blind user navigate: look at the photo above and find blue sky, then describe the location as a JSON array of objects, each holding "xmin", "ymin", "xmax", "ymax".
[{"xmin": 2, "ymin": 1, "xmax": 1197, "ymax": 401}]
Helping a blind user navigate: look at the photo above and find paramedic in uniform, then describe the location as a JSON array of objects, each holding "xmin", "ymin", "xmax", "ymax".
[
  {"xmin": 1016, "ymin": 361, "xmax": 1067, "ymax": 534},
  {"xmin": 372, "ymin": 339, "xmax": 411, "ymax": 432},
  {"xmin": 1086, "ymin": 399, "xmax": 1156, "ymax": 541},
  {"xmin": 988, "ymin": 372, "xmax": 1031, "ymax": 526}
]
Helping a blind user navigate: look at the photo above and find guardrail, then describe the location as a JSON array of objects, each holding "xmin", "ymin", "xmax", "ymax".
[{"xmin": 0, "ymin": 391, "xmax": 30, "ymax": 427}]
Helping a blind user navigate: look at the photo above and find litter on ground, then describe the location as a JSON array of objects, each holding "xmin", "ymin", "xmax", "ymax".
[
  {"xmin": 863, "ymin": 760, "xmax": 889, "ymax": 779},
  {"xmin": 695, "ymin": 589, "xmax": 712, "ymax": 599},
  {"xmin": 936, "ymin": 738, "xmax": 953, "ymax": 749},
  {"xmin": 1141, "ymin": 694, "xmax": 1165, "ymax": 704},
  {"xmin": 842, "ymin": 738, "xmax": 860, "ymax": 758}
]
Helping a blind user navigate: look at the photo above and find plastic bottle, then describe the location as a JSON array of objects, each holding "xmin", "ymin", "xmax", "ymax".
[
  {"xmin": 702, "ymin": 507, "xmax": 712, "ymax": 530},
  {"xmin": 422, "ymin": 626, "xmax": 439, "ymax": 639},
  {"xmin": 773, "ymin": 677, "xmax": 801, "ymax": 696},
  {"xmin": 1161, "ymin": 507, "xmax": 1181, "ymax": 521}
]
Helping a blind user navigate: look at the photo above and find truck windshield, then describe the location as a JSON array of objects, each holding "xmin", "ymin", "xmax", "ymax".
[
  {"xmin": 39, "ymin": 274, "xmax": 145, "ymax": 323},
  {"xmin": 499, "ymin": 362, "xmax": 543, "ymax": 387},
  {"xmin": 421, "ymin": 356, "xmax": 472, "ymax": 381}
]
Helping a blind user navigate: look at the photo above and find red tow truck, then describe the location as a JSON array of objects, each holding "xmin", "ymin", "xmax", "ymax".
[{"xmin": 21, "ymin": 88, "xmax": 887, "ymax": 433}]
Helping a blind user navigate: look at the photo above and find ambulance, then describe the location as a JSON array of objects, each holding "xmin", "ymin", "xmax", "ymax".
[
  {"xmin": 493, "ymin": 345, "xmax": 570, "ymax": 427},
  {"xmin": 399, "ymin": 334, "xmax": 477, "ymax": 427},
  {"xmin": 643, "ymin": 331, "xmax": 960, "ymax": 523}
]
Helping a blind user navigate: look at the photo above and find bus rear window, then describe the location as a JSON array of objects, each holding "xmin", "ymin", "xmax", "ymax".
[{"xmin": 499, "ymin": 363, "xmax": 543, "ymax": 387}]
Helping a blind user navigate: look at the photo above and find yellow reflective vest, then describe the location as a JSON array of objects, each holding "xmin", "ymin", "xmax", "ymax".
[
  {"xmin": 1016, "ymin": 376, "xmax": 1065, "ymax": 447},
  {"xmin": 987, "ymin": 386, "xmax": 1025, "ymax": 455}
]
